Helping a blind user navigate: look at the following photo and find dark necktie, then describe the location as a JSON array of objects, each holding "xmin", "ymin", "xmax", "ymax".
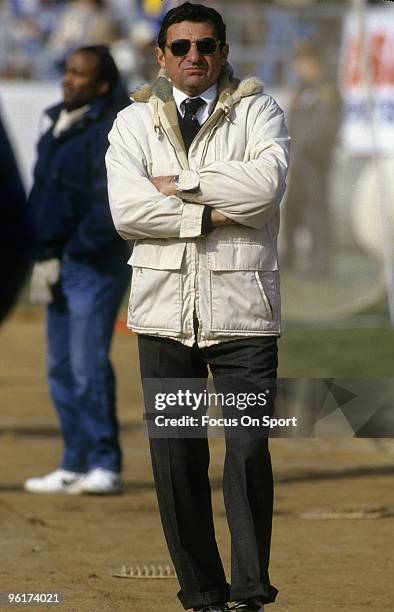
[{"xmin": 178, "ymin": 97, "xmax": 205, "ymax": 153}]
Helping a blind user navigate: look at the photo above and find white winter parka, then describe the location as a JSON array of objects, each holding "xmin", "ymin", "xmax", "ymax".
[{"xmin": 106, "ymin": 65, "xmax": 291, "ymax": 347}]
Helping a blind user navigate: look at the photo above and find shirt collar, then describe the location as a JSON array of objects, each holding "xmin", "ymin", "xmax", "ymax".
[
  {"xmin": 172, "ymin": 83, "xmax": 218, "ymax": 117},
  {"xmin": 52, "ymin": 104, "xmax": 91, "ymax": 138}
]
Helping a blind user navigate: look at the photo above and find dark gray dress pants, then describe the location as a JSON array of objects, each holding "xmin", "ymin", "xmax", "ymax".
[{"xmin": 138, "ymin": 334, "xmax": 279, "ymax": 610}]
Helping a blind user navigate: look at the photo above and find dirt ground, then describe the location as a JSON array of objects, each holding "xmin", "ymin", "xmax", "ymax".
[{"xmin": 1, "ymin": 313, "xmax": 394, "ymax": 612}]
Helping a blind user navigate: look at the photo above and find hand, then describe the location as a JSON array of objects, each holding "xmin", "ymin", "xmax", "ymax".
[
  {"xmin": 30, "ymin": 258, "xmax": 61, "ymax": 305},
  {"xmin": 211, "ymin": 210, "xmax": 236, "ymax": 227},
  {"xmin": 150, "ymin": 175, "xmax": 177, "ymax": 197}
]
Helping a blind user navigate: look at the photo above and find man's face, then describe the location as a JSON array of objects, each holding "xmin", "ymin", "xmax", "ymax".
[
  {"xmin": 156, "ymin": 21, "xmax": 229, "ymax": 96},
  {"xmin": 62, "ymin": 51, "xmax": 109, "ymax": 110}
]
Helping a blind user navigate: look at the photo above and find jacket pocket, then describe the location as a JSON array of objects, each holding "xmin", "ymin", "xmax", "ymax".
[
  {"xmin": 206, "ymin": 245, "xmax": 279, "ymax": 333},
  {"xmin": 127, "ymin": 242, "xmax": 185, "ymax": 333}
]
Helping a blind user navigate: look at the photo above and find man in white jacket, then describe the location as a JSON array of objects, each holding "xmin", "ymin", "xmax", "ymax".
[{"xmin": 106, "ymin": 3, "xmax": 290, "ymax": 611}]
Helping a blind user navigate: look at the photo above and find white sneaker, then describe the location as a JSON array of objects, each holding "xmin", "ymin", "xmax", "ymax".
[
  {"xmin": 80, "ymin": 468, "xmax": 122, "ymax": 495},
  {"xmin": 24, "ymin": 469, "xmax": 86, "ymax": 494}
]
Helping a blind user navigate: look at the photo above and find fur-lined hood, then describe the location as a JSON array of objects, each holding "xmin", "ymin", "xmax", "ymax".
[
  {"xmin": 130, "ymin": 63, "xmax": 264, "ymax": 143},
  {"xmin": 131, "ymin": 63, "xmax": 263, "ymax": 109}
]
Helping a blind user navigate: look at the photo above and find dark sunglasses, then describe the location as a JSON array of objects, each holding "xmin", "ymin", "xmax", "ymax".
[{"xmin": 167, "ymin": 37, "xmax": 220, "ymax": 57}]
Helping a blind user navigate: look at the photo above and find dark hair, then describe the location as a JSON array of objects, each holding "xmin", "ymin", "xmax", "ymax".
[
  {"xmin": 76, "ymin": 45, "xmax": 120, "ymax": 92},
  {"xmin": 157, "ymin": 2, "xmax": 226, "ymax": 51},
  {"xmin": 73, "ymin": 45, "xmax": 130, "ymax": 113}
]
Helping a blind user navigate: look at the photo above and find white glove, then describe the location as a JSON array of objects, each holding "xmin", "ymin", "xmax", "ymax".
[{"xmin": 30, "ymin": 258, "xmax": 61, "ymax": 304}]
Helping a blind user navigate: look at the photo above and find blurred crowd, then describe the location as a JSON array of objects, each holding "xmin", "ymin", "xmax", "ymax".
[
  {"xmin": 0, "ymin": 0, "xmax": 172, "ymax": 85},
  {"xmin": 0, "ymin": 0, "xmax": 344, "ymax": 87}
]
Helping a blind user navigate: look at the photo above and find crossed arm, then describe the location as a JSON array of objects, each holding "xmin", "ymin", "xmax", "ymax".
[
  {"xmin": 106, "ymin": 97, "xmax": 290, "ymax": 240},
  {"xmin": 150, "ymin": 176, "xmax": 233, "ymax": 228}
]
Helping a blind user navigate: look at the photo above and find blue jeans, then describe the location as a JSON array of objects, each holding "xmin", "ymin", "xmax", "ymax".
[{"xmin": 46, "ymin": 257, "xmax": 129, "ymax": 473}]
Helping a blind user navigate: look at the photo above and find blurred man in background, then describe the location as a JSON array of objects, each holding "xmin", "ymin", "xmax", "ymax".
[
  {"xmin": 282, "ymin": 40, "xmax": 341, "ymax": 276},
  {"xmin": 24, "ymin": 46, "xmax": 130, "ymax": 495}
]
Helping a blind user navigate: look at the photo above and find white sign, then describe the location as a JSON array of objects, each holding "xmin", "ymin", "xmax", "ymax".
[{"xmin": 340, "ymin": 6, "xmax": 394, "ymax": 153}]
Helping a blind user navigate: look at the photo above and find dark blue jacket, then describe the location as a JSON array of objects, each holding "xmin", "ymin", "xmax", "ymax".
[{"xmin": 29, "ymin": 94, "xmax": 130, "ymax": 265}]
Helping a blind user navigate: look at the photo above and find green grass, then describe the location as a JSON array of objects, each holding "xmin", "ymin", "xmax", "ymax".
[{"xmin": 279, "ymin": 327, "xmax": 394, "ymax": 378}]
